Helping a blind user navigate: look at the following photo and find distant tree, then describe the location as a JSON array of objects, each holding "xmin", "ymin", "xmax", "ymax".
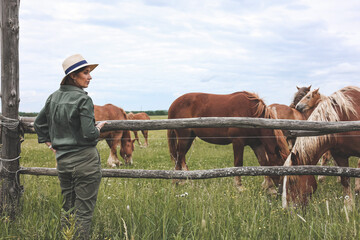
[
  {"xmin": 126, "ymin": 110, "xmax": 168, "ymax": 116},
  {"xmin": 19, "ymin": 112, "xmax": 38, "ymax": 117}
]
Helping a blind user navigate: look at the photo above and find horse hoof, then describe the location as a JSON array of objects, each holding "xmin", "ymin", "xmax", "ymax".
[
  {"xmin": 266, "ymin": 187, "xmax": 278, "ymax": 196},
  {"xmin": 107, "ymin": 163, "xmax": 117, "ymax": 168},
  {"xmin": 344, "ymin": 202, "xmax": 353, "ymax": 212},
  {"xmin": 317, "ymin": 175, "xmax": 326, "ymax": 182},
  {"xmin": 172, "ymin": 179, "xmax": 186, "ymax": 185},
  {"xmin": 236, "ymin": 185, "xmax": 246, "ymax": 192}
]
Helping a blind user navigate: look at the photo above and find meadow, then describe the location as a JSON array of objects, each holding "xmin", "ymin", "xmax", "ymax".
[{"xmin": 1, "ymin": 115, "xmax": 360, "ymax": 239}]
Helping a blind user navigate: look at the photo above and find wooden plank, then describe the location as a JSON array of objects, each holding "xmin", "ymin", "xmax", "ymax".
[
  {"xmin": 20, "ymin": 117, "xmax": 360, "ymax": 135},
  {"xmin": 19, "ymin": 166, "xmax": 360, "ymax": 179}
]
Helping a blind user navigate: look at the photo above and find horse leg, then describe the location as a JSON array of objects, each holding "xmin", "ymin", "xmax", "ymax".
[
  {"xmin": 252, "ymin": 145, "xmax": 277, "ymax": 195},
  {"xmin": 133, "ymin": 131, "xmax": 141, "ymax": 146},
  {"xmin": 172, "ymin": 131, "xmax": 195, "ymax": 185},
  {"xmin": 355, "ymin": 158, "xmax": 360, "ymax": 194},
  {"xmin": 318, "ymin": 151, "xmax": 333, "ymax": 182},
  {"xmin": 232, "ymin": 140, "xmax": 246, "ymax": 192},
  {"xmin": 142, "ymin": 130, "xmax": 149, "ymax": 147},
  {"xmin": 106, "ymin": 135, "xmax": 122, "ymax": 167},
  {"xmin": 333, "ymin": 154, "xmax": 353, "ymax": 211},
  {"xmin": 175, "ymin": 134, "xmax": 195, "ymax": 171}
]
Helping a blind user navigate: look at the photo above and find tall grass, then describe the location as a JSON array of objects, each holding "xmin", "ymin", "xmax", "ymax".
[{"xmin": 1, "ymin": 115, "xmax": 360, "ymax": 239}]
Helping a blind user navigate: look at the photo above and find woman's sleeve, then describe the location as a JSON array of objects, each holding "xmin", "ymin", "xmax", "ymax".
[
  {"xmin": 34, "ymin": 103, "xmax": 51, "ymax": 143},
  {"xmin": 79, "ymin": 97, "xmax": 100, "ymax": 141}
]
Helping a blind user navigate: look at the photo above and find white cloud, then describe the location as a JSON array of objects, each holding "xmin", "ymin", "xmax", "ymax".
[{"xmin": 8, "ymin": 0, "xmax": 360, "ymax": 112}]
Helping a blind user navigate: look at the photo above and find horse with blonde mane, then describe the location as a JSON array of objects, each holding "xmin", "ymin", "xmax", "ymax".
[
  {"xmin": 167, "ymin": 91, "xmax": 290, "ymax": 193},
  {"xmin": 282, "ymin": 86, "xmax": 360, "ymax": 209},
  {"xmin": 295, "ymin": 88, "xmax": 344, "ymax": 182},
  {"xmin": 127, "ymin": 112, "xmax": 151, "ymax": 147},
  {"xmin": 95, "ymin": 104, "xmax": 135, "ymax": 167}
]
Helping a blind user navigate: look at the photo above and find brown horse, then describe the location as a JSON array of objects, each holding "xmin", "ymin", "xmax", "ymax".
[
  {"xmin": 269, "ymin": 85, "xmax": 312, "ymax": 148},
  {"xmin": 295, "ymin": 88, "xmax": 347, "ymax": 182},
  {"xmin": 94, "ymin": 104, "xmax": 135, "ymax": 167},
  {"xmin": 127, "ymin": 112, "xmax": 150, "ymax": 147},
  {"xmin": 282, "ymin": 86, "xmax": 360, "ymax": 210},
  {"xmin": 290, "ymin": 86, "xmax": 312, "ymax": 108},
  {"xmin": 167, "ymin": 91, "xmax": 290, "ymax": 192}
]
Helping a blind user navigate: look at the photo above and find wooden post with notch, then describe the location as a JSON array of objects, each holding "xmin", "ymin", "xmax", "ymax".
[{"xmin": 0, "ymin": 0, "xmax": 21, "ymax": 218}]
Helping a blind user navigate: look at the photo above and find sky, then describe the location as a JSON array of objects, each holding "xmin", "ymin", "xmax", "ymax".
[{"xmin": 6, "ymin": 0, "xmax": 360, "ymax": 112}]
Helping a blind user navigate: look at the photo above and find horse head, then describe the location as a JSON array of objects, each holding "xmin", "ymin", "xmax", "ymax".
[
  {"xmin": 290, "ymin": 85, "xmax": 311, "ymax": 108},
  {"xmin": 120, "ymin": 130, "xmax": 136, "ymax": 165},
  {"xmin": 282, "ymin": 151, "xmax": 317, "ymax": 209},
  {"xmin": 295, "ymin": 88, "xmax": 321, "ymax": 113}
]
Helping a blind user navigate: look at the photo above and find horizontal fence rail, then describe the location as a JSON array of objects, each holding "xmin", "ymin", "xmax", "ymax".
[
  {"xmin": 19, "ymin": 166, "xmax": 360, "ymax": 179},
  {"xmin": 17, "ymin": 117, "xmax": 360, "ymax": 179},
  {"xmin": 19, "ymin": 117, "xmax": 360, "ymax": 137}
]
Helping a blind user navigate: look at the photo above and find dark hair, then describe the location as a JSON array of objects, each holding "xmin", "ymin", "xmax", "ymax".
[{"xmin": 61, "ymin": 66, "xmax": 87, "ymax": 86}]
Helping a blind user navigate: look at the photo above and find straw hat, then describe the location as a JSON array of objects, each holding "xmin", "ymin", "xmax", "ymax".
[{"xmin": 61, "ymin": 54, "xmax": 98, "ymax": 85}]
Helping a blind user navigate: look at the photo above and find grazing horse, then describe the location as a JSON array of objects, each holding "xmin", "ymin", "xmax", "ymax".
[
  {"xmin": 282, "ymin": 86, "xmax": 360, "ymax": 209},
  {"xmin": 270, "ymin": 86, "xmax": 333, "ymax": 180},
  {"xmin": 167, "ymin": 91, "xmax": 290, "ymax": 192},
  {"xmin": 127, "ymin": 112, "xmax": 150, "ymax": 147},
  {"xmin": 269, "ymin": 85, "xmax": 312, "ymax": 148},
  {"xmin": 295, "ymin": 88, "xmax": 346, "ymax": 182},
  {"xmin": 94, "ymin": 104, "xmax": 135, "ymax": 167}
]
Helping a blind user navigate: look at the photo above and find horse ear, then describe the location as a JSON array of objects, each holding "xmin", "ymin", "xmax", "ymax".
[
  {"xmin": 307, "ymin": 85, "xmax": 311, "ymax": 91},
  {"xmin": 313, "ymin": 88, "xmax": 319, "ymax": 95},
  {"xmin": 290, "ymin": 152, "xmax": 300, "ymax": 166},
  {"xmin": 296, "ymin": 86, "xmax": 300, "ymax": 90}
]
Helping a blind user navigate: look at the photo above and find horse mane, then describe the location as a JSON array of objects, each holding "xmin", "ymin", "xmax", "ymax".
[
  {"xmin": 117, "ymin": 105, "xmax": 129, "ymax": 120},
  {"xmin": 241, "ymin": 91, "xmax": 271, "ymax": 118},
  {"xmin": 293, "ymin": 86, "xmax": 360, "ymax": 164},
  {"xmin": 242, "ymin": 91, "xmax": 289, "ymax": 160}
]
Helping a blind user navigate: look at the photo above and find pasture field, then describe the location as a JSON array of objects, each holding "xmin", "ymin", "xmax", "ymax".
[{"xmin": 1, "ymin": 115, "xmax": 360, "ymax": 239}]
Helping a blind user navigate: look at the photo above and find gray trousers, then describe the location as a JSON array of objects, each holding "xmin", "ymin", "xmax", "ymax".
[{"xmin": 57, "ymin": 147, "xmax": 102, "ymax": 239}]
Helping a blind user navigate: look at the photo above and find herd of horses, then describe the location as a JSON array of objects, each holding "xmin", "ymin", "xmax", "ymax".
[{"xmin": 94, "ymin": 85, "xmax": 360, "ymax": 209}]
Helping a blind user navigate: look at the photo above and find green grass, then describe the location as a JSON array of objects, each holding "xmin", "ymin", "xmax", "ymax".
[{"xmin": 1, "ymin": 116, "xmax": 360, "ymax": 239}]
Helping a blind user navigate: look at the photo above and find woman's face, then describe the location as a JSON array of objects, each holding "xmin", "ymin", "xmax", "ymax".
[{"xmin": 72, "ymin": 66, "xmax": 92, "ymax": 88}]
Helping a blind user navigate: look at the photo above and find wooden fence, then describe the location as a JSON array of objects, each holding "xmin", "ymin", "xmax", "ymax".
[{"xmin": 16, "ymin": 116, "xmax": 360, "ymax": 179}]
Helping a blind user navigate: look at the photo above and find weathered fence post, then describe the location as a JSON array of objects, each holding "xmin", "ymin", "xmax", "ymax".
[{"xmin": 0, "ymin": 0, "xmax": 21, "ymax": 218}]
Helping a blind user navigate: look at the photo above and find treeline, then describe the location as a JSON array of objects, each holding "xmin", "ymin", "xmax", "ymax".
[
  {"xmin": 19, "ymin": 110, "xmax": 168, "ymax": 117},
  {"xmin": 126, "ymin": 110, "xmax": 168, "ymax": 116},
  {"xmin": 19, "ymin": 112, "xmax": 38, "ymax": 117}
]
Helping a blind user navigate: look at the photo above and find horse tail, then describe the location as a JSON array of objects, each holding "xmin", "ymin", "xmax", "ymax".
[{"xmin": 167, "ymin": 129, "xmax": 178, "ymax": 162}]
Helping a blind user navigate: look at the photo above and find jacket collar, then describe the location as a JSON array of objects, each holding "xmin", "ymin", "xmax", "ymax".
[{"xmin": 60, "ymin": 85, "xmax": 88, "ymax": 95}]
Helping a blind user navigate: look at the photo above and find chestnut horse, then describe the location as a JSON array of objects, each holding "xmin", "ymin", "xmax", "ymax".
[
  {"xmin": 94, "ymin": 104, "xmax": 135, "ymax": 167},
  {"xmin": 295, "ymin": 88, "xmax": 351, "ymax": 182},
  {"xmin": 269, "ymin": 85, "xmax": 311, "ymax": 148},
  {"xmin": 282, "ymin": 86, "xmax": 360, "ymax": 209},
  {"xmin": 167, "ymin": 91, "xmax": 290, "ymax": 192},
  {"xmin": 127, "ymin": 112, "xmax": 150, "ymax": 147}
]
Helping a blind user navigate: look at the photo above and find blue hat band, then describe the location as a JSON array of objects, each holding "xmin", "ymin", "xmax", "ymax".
[{"xmin": 65, "ymin": 60, "xmax": 88, "ymax": 75}]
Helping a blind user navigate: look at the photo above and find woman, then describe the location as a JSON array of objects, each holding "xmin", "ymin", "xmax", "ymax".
[{"xmin": 34, "ymin": 54, "xmax": 107, "ymax": 239}]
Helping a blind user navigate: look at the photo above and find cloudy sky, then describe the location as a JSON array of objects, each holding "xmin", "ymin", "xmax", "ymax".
[{"xmin": 12, "ymin": 0, "xmax": 360, "ymax": 112}]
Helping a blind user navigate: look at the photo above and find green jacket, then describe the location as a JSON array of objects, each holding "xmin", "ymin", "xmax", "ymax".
[{"xmin": 34, "ymin": 85, "xmax": 100, "ymax": 159}]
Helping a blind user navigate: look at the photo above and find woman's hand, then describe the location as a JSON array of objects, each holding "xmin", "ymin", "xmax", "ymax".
[
  {"xmin": 45, "ymin": 142, "xmax": 56, "ymax": 153},
  {"xmin": 96, "ymin": 121, "xmax": 108, "ymax": 132}
]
